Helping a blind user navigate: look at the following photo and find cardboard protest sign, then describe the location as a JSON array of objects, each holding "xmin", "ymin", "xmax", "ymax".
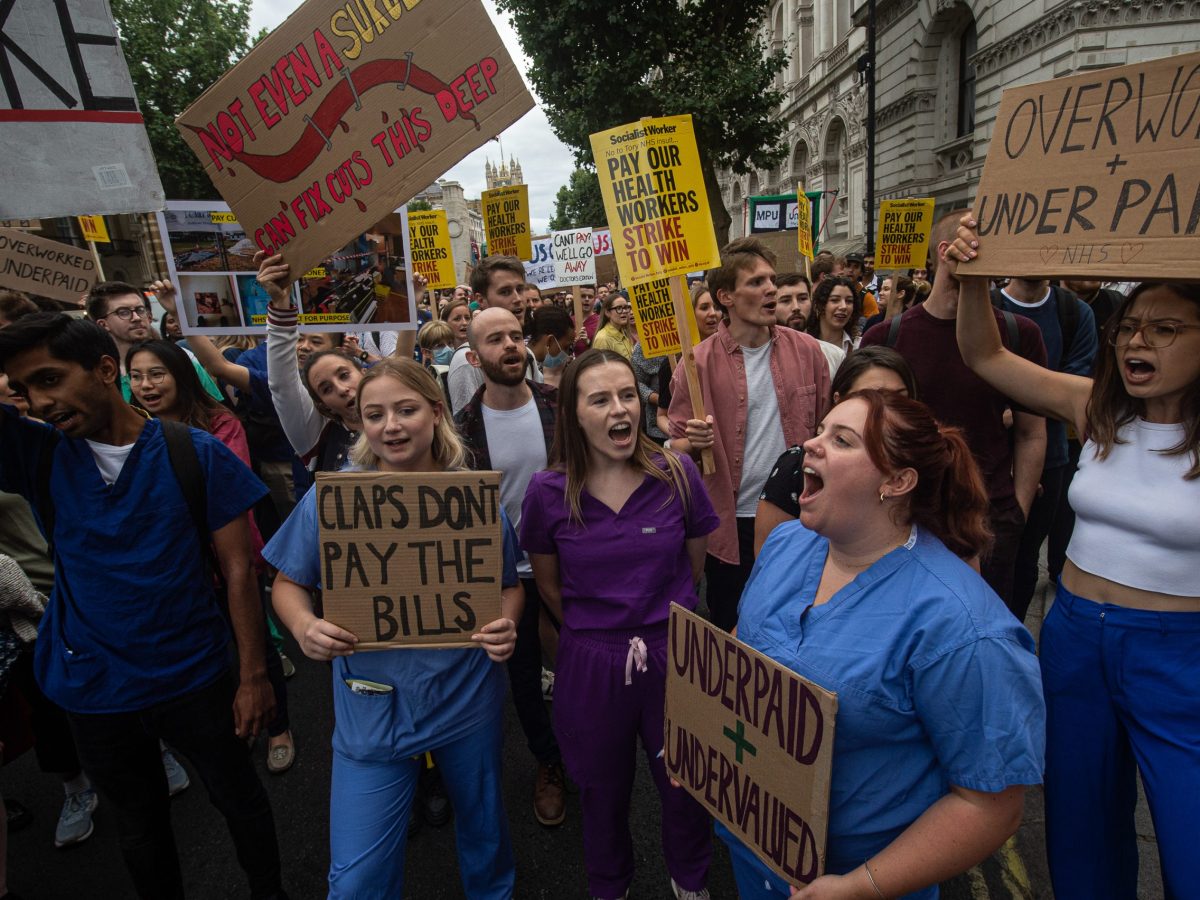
[
  {"xmin": 665, "ymin": 604, "xmax": 837, "ymax": 885},
  {"xmin": 407, "ymin": 209, "xmax": 456, "ymax": 289},
  {"xmin": 156, "ymin": 200, "xmax": 417, "ymax": 334},
  {"xmin": 0, "ymin": 0, "xmax": 165, "ymax": 218},
  {"xmin": 175, "ymin": 0, "xmax": 534, "ymax": 278},
  {"xmin": 875, "ymin": 198, "xmax": 934, "ymax": 269},
  {"xmin": 482, "ymin": 184, "xmax": 532, "ymax": 260},
  {"xmin": 959, "ymin": 49, "xmax": 1200, "ymax": 280},
  {"xmin": 551, "ymin": 228, "xmax": 595, "ymax": 286},
  {"xmin": 590, "ymin": 115, "xmax": 720, "ymax": 286},
  {"xmin": 629, "ymin": 276, "xmax": 700, "ymax": 359},
  {"xmin": 316, "ymin": 470, "xmax": 503, "ymax": 649},
  {"xmin": 592, "ymin": 228, "xmax": 614, "ymax": 257},
  {"xmin": 0, "ymin": 228, "xmax": 97, "ymax": 304},
  {"xmin": 796, "ymin": 189, "xmax": 814, "ymax": 260},
  {"xmin": 78, "ymin": 216, "xmax": 110, "ymax": 244},
  {"xmin": 524, "ymin": 235, "xmax": 558, "ymax": 291}
]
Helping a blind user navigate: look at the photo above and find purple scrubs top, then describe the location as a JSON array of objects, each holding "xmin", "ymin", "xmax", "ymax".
[{"xmin": 520, "ymin": 454, "xmax": 718, "ymax": 631}]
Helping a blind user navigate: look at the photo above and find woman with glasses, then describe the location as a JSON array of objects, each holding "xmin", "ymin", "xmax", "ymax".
[
  {"xmin": 124, "ymin": 339, "xmax": 296, "ymax": 774},
  {"xmin": 591, "ymin": 293, "xmax": 636, "ymax": 360},
  {"xmin": 950, "ymin": 218, "xmax": 1200, "ymax": 900}
]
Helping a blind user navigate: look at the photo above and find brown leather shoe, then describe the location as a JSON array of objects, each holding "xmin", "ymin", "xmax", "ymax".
[{"xmin": 533, "ymin": 760, "xmax": 566, "ymax": 826}]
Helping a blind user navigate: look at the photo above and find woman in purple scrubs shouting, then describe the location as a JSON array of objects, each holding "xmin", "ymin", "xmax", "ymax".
[{"xmin": 521, "ymin": 349, "xmax": 719, "ymax": 900}]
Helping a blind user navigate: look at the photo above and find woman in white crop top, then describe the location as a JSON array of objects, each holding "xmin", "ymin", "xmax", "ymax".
[{"xmin": 949, "ymin": 215, "xmax": 1199, "ymax": 900}]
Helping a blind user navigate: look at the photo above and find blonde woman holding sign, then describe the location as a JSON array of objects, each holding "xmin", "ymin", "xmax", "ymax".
[
  {"xmin": 262, "ymin": 358, "xmax": 523, "ymax": 900},
  {"xmin": 726, "ymin": 391, "xmax": 1044, "ymax": 900}
]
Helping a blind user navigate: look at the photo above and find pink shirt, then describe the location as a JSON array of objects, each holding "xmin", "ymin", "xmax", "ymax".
[{"xmin": 667, "ymin": 323, "xmax": 830, "ymax": 564}]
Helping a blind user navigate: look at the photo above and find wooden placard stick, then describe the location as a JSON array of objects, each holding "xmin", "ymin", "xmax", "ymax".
[
  {"xmin": 668, "ymin": 275, "xmax": 714, "ymax": 475},
  {"xmin": 572, "ymin": 284, "xmax": 585, "ymax": 336}
]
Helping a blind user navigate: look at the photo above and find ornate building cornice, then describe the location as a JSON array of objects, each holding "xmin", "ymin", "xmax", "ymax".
[
  {"xmin": 875, "ymin": 89, "xmax": 936, "ymax": 129},
  {"xmin": 973, "ymin": 0, "xmax": 1200, "ymax": 78}
]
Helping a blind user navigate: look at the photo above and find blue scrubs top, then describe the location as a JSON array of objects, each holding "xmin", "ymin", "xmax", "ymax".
[
  {"xmin": 263, "ymin": 482, "xmax": 521, "ymax": 761},
  {"xmin": 721, "ymin": 521, "xmax": 1045, "ymax": 897},
  {"xmin": 0, "ymin": 408, "xmax": 268, "ymax": 714}
]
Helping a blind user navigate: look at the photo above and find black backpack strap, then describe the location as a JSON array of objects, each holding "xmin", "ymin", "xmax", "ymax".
[
  {"xmin": 161, "ymin": 420, "xmax": 219, "ymax": 579},
  {"xmin": 885, "ymin": 312, "xmax": 904, "ymax": 348},
  {"xmin": 1053, "ymin": 286, "xmax": 1079, "ymax": 363},
  {"xmin": 1001, "ymin": 311, "xmax": 1019, "ymax": 349}
]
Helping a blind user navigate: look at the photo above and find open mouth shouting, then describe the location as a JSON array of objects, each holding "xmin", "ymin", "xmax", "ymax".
[
  {"xmin": 46, "ymin": 409, "xmax": 81, "ymax": 432},
  {"xmin": 799, "ymin": 465, "xmax": 824, "ymax": 504},
  {"xmin": 608, "ymin": 420, "xmax": 634, "ymax": 449},
  {"xmin": 1123, "ymin": 355, "xmax": 1156, "ymax": 385}
]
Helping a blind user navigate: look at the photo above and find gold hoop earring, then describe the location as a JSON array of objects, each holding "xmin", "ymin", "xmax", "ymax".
[{"xmin": 879, "ymin": 492, "xmax": 888, "ymax": 503}]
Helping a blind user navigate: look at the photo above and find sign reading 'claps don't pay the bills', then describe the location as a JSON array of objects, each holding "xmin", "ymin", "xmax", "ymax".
[{"xmin": 176, "ymin": 0, "xmax": 534, "ymax": 277}]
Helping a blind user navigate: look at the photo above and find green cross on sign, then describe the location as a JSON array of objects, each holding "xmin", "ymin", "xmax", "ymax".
[{"xmin": 722, "ymin": 720, "xmax": 758, "ymax": 764}]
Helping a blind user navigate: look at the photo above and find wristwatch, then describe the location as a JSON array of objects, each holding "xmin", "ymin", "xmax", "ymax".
[{"xmin": 358, "ymin": 350, "xmax": 370, "ymax": 362}]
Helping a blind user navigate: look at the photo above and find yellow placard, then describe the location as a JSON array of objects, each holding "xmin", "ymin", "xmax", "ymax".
[
  {"xmin": 407, "ymin": 209, "xmax": 457, "ymax": 289},
  {"xmin": 796, "ymin": 187, "xmax": 813, "ymax": 260},
  {"xmin": 629, "ymin": 275, "xmax": 701, "ymax": 359},
  {"xmin": 875, "ymin": 198, "xmax": 935, "ymax": 269},
  {"xmin": 590, "ymin": 114, "xmax": 720, "ymax": 287},
  {"xmin": 303, "ymin": 267, "xmax": 327, "ymax": 279},
  {"xmin": 77, "ymin": 215, "xmax": 110, "ymax": 243},
  {"xmin": 301, "ymin": 312, "xmax": 352, "ymax": 324},
  {"xmin": 481, "ymin": 184, "xmax": 532, "ymax": 260},
  {"xmin": 209, "ymin": 212, "xmax": 238, "ymax": 224}
]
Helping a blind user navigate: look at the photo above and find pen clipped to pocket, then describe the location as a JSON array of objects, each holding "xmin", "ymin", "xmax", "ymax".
[{"xmin": 344, "ymin": 678, "xmax": 394, "ymax": 696}]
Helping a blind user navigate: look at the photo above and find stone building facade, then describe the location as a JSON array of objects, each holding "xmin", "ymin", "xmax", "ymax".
[
  {"xmin": 720, "ymin": 0, "xmax": 1200, "ymax": 256},
  {"xmin": 410, "ymin": 180, "xmax": 485, "ymax": 283},
  {"xmin": 485, "ymin": 156, "xmax": 524, "ymax": 191}
]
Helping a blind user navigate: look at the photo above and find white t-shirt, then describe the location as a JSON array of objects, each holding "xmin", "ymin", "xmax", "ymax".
[
  {"xmin": 482, "ymin": 396, "xmax": 547, "ymax": 578},
  {"xmin": 86, "ymin": 440, "xmax": 137, "ymax": 486},
  {"xmin": 736, "ymin": 342, "xmax": 787, "ymax": 517}
]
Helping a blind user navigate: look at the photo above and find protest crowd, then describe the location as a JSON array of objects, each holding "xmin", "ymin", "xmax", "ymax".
[
  {"xmin": 0, "ymin": 4, "xmax": 1197, "ymax": 897},
  {"xmin": 1, "ymin": 209, "xmax": 1197, "ymax": 900}
]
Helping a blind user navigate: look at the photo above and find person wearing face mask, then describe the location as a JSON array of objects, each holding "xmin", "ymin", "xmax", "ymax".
[{"xmin": 528, "ymin": 305, "xmax": 576, "ymax": 388}]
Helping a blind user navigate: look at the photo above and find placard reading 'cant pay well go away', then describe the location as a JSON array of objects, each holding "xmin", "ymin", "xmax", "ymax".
[{"xmin": 316, "ymin": 470, "xmax": 503, "ymax": 649}]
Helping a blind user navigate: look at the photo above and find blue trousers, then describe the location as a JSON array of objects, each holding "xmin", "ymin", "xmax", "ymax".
[
  {"xmin": 1041, "ymin": 582, "xmax": 1200, "ymax": 900},
  {"xmin": 327, "ymin": 710, "xmax": 514, "ymax": 899}
]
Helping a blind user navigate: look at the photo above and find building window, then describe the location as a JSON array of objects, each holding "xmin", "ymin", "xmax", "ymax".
[{"xmin": 957, "ymin": 21, "xmax": 977, "ymax": 137}]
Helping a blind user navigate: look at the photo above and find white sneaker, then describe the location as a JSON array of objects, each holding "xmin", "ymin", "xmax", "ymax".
[
  {"xmin": 162, "ymin": 748, "xmax": 190, "ymax": 796},
  {"xmin": 671, "ymin": 879, "xmax": 710, "ymax": 900},
  {"xmin": 54, "ymin": 788, "xmax": 98, "ymax": 848}
]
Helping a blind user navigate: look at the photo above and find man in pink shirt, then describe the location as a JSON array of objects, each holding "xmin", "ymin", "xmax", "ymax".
[{"xmin": 668, "ymin": 238, "xmax": 831, "ymax": 630}]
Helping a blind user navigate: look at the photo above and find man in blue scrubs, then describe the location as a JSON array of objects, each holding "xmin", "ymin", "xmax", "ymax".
[{"xmin": 0, "ymin": 314, "xmax": 287, "ymax": 900}]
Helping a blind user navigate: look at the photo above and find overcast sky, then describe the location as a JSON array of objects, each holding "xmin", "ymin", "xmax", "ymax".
[{"xmin": 248, "ymin": 0, "xmax": 576, "ymax": 233}]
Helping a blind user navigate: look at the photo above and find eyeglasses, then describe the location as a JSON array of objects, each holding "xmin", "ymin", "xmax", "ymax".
[
  {"xmin": 1108, "ymin": 319, "xmax": 1200, "ymax": 348},
  {"xmin": 610, "ymin": 304, "xmax": 632, "ymax": 312},
  {"xmin": 105, "ymin": 306, "xmax": 150, "ymax": 321},
  {"xmin": 129, "ymin": 368, "xmax": 168, "ymax": 385}
]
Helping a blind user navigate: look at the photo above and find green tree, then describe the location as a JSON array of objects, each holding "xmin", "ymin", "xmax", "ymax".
[
  {"xmin": 407, "ymin": 199, "xmax": 434, "ymax": 212},
  {"xmin": 549, "ymin": 167, "xmax": 606, "ymax": 231},
  {"xmin": 495, "ymin": 0, "xmax": 788, "ymax": 244},
  {"xmin": 112, "ymin": 0, "xmax": 264, "ymax": 199}
]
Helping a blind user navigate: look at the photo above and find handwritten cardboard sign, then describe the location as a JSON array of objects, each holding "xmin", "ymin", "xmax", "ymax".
[
  {"xmin": 590, "ymin": 115, "xmax": 720, "ymax": 286},
  {"xmin": 665, "ymin": 604, "xmax": 837, "ymax": 885},
  {"xmin": 551, "ymin": 228, "xmax": 595, "ymax": 286},
  {"xmin": 407, "ymin": 209, "xmax": 456, "ymax": 289},
  {"xmin": 795, "ymin": 190, "xmax": 814, "ymax": 260},
  {"xmin": 629, "ymin": 275, "xmax": 700, "ymax": 359},
  {"xmin": 875, "ymin": 198, "xmax": 934, "ymax": 269},
  {"xmin": 0, "ymin": 228, "xmax": 97, "ymax": 304},
  {"xmin": 316, "ymin": 470, "xmax": 503, "ymax": 649},
  {"xmin": 481, "ymin": 184, "xmax": 532, "ymax": 260},
  {"xmin": 959, "ymin": 49, "xmax": 1200, "ymax": 280},
  {"xmin": 524, "ymin": 235, "xmax": 558, "ymax": 290},
  {"xmin": 175, "ymin": 0, "xmax": 534, "ymax": 277}
]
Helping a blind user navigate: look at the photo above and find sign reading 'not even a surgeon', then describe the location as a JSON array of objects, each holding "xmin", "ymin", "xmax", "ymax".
[
  {"xmin": 316, "ymin": 471, "xmax": 503, "ymax": 649},
  {"xmin": 481, "ymin": 184, "xmax": 532, "ymax": 260},
  {"xmin": 665, "ymin": 605, "xmax": 837, "ymax": 885},
  {"xmin": 175, "ymin": 0, "xmax": 534, "ymax": 277},
  {"xmin": 590, "ymin": 115, "xmax": 720, "ymax": 286},
  {"xmin": 0, "ymin": 228, "xmax": 97, "ymax": 304},
  {"xmin": 958, "ymin": 49, "xmax": 1200, "ymax": 281},
  {"xmin": 407, "ymin": 209, "xmax": 456, "ymax": 289}
]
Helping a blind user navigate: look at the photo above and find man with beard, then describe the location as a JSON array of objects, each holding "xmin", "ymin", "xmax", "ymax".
[
  {"xmin": 454, "ymin": 308, "xmax": 565, "ymax": 828},
  {"xmin": 777, "ymin": 272, "xmax": 843, "ymax": 378},
  {"xmin": 87, "ymin": 281, "xmax": 223, "ymax": 404}
]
